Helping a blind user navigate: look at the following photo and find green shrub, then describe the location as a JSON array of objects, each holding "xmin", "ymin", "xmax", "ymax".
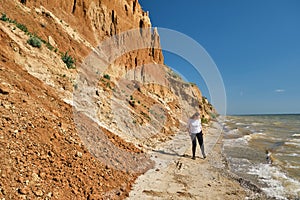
[
  {"xmin": 73, "ymin": 83, "xmax": 78, "ymax": 90},
  {"xmin": 1, "ymin": 14, "xmax": 28, "ymax": 33},
  {"xmin": 62, "ymin": 52, "xmax": 75, "ymax": 69},
  {"xmin": 9, "ymin": 19, "xmax": 16, "ymax": 24},
  {"xmin": 201, "ymin": 117, "xmax": 208, "ymax": 124},
  {"xmin": 16, "ymin": 23, "xmax": 28, "ymax": 33},
  {"xmin": 202, "ymin": 96, "xmax": 207, "ymax": 104},
  {"xmin": 129, "ymin": 100, "xmax": 135, "ymax": 107},
  {"xmin": 46, "ymin": 42, "xmax": 54, "ymax": 51},
  {"xmin": 103, "ymin": 74, "xmax": 110, "ymax": 80},
  {"xmin": 210, "ymin": 113, "xmax": 217, "ymax": 119},
  {"xmin": 0, "ymin": 13, "xmax": 9, "ymax": 22},
  {"xmin": 27, "ymin": 36, "xmax": 42, "ymax": 48}
]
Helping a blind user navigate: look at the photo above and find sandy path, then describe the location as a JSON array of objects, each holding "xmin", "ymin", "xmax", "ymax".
[{"xmin": 127, "ymin": 122, "xmax": 252, "ymax": 200}]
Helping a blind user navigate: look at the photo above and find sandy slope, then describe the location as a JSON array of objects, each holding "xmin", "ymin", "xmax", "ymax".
[{"xmin": 127, "ymin": 121, "xmax": 264, "ymax": 200}]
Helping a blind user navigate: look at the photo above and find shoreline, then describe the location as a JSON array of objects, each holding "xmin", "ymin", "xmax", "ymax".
[
  {"xmin": 127, "ymin": 121, "xmax": 267, "ymax": 199},
  {"xmin": 219, "ymin": 137, "xmax": 268, "ymax": 199},
  {"xmin": 221, "ymin": 115, "xmax": 300, "ymax": 200}
]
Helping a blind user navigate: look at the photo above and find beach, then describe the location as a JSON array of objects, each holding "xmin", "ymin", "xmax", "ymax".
[{"xmin": 127, "ymin": 120, "xmax": 265, "ymax": 199}]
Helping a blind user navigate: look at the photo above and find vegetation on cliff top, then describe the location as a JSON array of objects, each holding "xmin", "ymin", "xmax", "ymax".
[{"xmin": 1, "ymin": 13, "xmax": 76, "ymax": 69}]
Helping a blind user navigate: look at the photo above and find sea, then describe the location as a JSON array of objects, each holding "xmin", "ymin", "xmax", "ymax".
[{"xmin": 222, "ymin": 114, "xmax": 300, "ymax": 200}]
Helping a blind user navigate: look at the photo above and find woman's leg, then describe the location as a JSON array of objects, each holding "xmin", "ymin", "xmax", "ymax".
[
  {"xmin": 196, "ymin": 131, "xmax": 206, "ymax": 158},
  {"xmin": 191, "ymin": 135, "xmax": 197, "ymax": 159}
]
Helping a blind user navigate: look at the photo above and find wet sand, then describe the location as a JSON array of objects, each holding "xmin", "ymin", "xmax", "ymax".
[{"xmin": 127, "ymin": 121, "xmax": 265, "ymax": 200}]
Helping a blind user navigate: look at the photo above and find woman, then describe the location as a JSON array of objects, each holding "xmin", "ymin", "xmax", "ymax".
[{"xmin": 187, "ymin": 112, "xmax": 206, "ymax": 160}]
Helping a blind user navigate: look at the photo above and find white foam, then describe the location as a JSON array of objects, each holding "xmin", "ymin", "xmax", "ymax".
[
  {"xmin": 241, "ymin": 135, "xmax": 252, "ymax": 142},
  {"xmin": 285, "ymin": 142, "xmax": 300, "ymax": 147},
  {"xmin": 292, "ymin": 134, "xmax": 300, "ymax": 137},
  {"xmin": 290, "ymin": 138, "xmax": 300, "ymax": 143},
  {"xmin": 275, "ymin": 153, "xmax": 300, "ymax": 157},
  {"xmin": 285, "ymin": 153, "xmax": 300, "ymax": 157},
  {"xmin": 224, "ymin": 119, "xmax": 233, "ymax": 123},
  {"xmin": 251, "ymin": 122, "xmax": 262, "ymax": 126},
  {"xmin": 253, "ymin": 132, "xmax": 264, "ymax": 135},
  {"xmin": 227, "ymin": 157, "xmax": 251, "ymax": 173},
  {"xmin": 286, "ymin": 163, "xmax": 300, "ymax": 169},
  {"xmin": 225, "ymin": 128, "xmax": 240, "ymax": 135},
  {"xmin": 224, "ymin": 125, "xmax": 231, "ymax": 130},
  {"xmin": 224, "ymin": 135, "xmax": 252, "ymax": 147},
  {"xmin": 248, "ymin": 163, "xmax": 300, "ymax": 199}
]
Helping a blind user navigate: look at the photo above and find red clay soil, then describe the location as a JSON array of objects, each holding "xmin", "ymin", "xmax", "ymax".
[{"xmin": 0, "ymin": 29, "xmax": 153, "ymax": 199}]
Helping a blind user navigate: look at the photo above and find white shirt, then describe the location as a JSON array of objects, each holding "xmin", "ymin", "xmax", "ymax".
[{"xmin": 187, "ymin": 118, "xmax": 202, "ymax": 134}]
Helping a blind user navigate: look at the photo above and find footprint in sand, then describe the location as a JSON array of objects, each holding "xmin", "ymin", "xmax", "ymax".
[{"xmin": 175, "ymin": 160, "xmax": 183, "ymax": 170}]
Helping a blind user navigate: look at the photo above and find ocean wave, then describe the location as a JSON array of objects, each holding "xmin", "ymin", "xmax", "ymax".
[
  {"xmin": 248, "ymin": 163, "xmax": 300, "ymax": 199},
  {"xmin": 251, "ymin": 122, "xmax": 263, "ymax": 126},
  {"xmin": 227, "ymin": 157, "xmax": 251, "ymax": 173},
  {"xmin": 285, "ymin": 142, "xmax": 300, "ymax": 147},
  {"xmin": 223, "ymin": 125, "xmax": 231, "ymax": 131},
  {"xmin": 286, "ymin": 163, "xmax": 300, "ymax": 169},
  {"xmin": 285, "ymin": 139, "xmax": 300, "ymax": 147},
  {"xmin": 290, "ymin": 138, "xmax": 300, "ymax": 143},
  {"xmin": 224, "ymin": 135, "xmax": 252, "ymax": 146},
  {"xmin": 251, "ymin": 132, "xmax": 282, "ymax": 143},
  {"xmin": 292, "ymin": 134, "xmax": 300, "ymax": 137},
  {"xmin": 224, "ymin": 118, "xmax": 233, "ymax": 123},
  {"xmin": 285, "ymin": 153, "xmax": 300, "ymax": 157},
  {"xmin": 275, "ymin": 153, "xmax": 300, "ymax": 157},
  {"xmin": 252, "ymin": 132, "xmax": 265, "ymax": 135},
  {"xmin": 225, "ymin": 128, "xmax": 239, "ymax": 135}
]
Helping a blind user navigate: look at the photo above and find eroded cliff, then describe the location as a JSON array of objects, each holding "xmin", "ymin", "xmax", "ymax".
[{"xmin": 0, "ymin": 0, "xmax": 216, "ymax": 199}]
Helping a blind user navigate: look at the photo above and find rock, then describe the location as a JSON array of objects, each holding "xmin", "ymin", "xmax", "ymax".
[
  {"xmin": 0, "ymin": 82, "xmax": 10, "ymax": 95},
  {"xmin": 18, "ymin": 187, "xmax": 30, "ymax": 195},
  {"xmin": 33, "ymin": 189, "xmax": 44, "ymax": 197},
  {"xmin": 2, "ymin": 103, "xmax": 11, "ymax": 109},
  {"xmin": 1, "ymin": 188, "xmax": 6, "ymax": 195},
  {"xmin": 17, "ymin": 176, "xmax": 25, "ymax": 183},
  {"xmin": 76, "ymin": 151, "xmax": 83, "ymax": 158},
  {"xmin": 39, "ymin": 172, "xmax": 46, "ymax": 179},
  {"xmin": 48, "ymin": 36, "xmax": 57, "ymax": 47},
  {"xmin": 32, "ymin": 172, "xmax": 40, "ymax": 182},
  {"xmin": 88, "ymin": 193, "xmax": 102, "ymax": 200},
  {"xmin": 45, "ymin": 192, "xmax": 53, "ymax": 200}
]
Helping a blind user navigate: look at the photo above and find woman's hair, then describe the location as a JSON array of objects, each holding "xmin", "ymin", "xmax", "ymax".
[{"xmin": 191, "ymin": 112, "xmax": 200, "ymax": 119}]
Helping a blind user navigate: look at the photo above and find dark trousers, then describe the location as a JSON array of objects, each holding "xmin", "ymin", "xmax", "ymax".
[{"xmin": 191, "ymin": 131, "xmax": 205, "ymax": 158}]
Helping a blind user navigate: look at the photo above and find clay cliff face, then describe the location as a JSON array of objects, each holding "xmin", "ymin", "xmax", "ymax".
[{"xmin": 0, "ymin": 0, "xmax": 216, "ymax": 199}]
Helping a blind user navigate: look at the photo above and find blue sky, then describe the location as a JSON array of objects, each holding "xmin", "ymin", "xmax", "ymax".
[{"xmin": 139, "ymin": 0, "xmax": 300, "ymax": 115}]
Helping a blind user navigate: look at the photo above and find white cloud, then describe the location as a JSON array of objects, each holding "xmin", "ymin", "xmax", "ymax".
[{"xmin": 275, "ymin": 89, "xmax": 285, "ymax": 93}]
